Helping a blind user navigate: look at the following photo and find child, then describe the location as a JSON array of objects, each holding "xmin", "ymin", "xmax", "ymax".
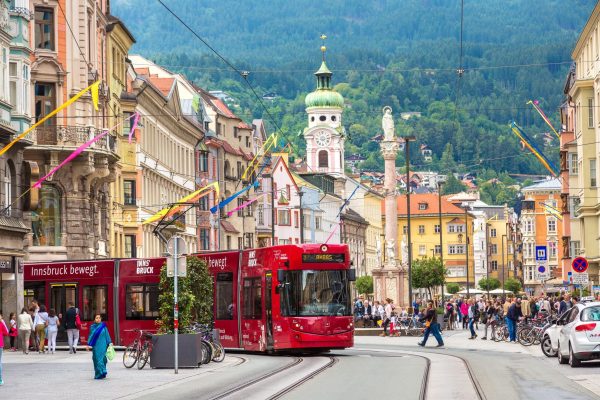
[{"xmin": 9, "ymin": 312, "xmax": 17, "ymax": 351}]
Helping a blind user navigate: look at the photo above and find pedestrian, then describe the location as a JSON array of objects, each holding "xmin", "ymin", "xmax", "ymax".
[
  {"xmin": 33, "ymin": 305, "xmax": 49, "ymax": 354},
  {"xmin": 64, "ymin": 302, "xmax": 80, "ymax": 354},
  {"xmin": 481, "ymin": 301, "xmax": 494, "ymax": 340},
  {"xmin": 17, "ymin": 307, "xmax": 33, "ymax": 354},
  {"xmin": 46, "ymin": 309, "xmax": 60, "ymax": 354},
  {"xmin": 445, "ymin": 301, "xmax": 454, "ymax": 331},
  {"xmin": 521, "ymin": 296, "xmax": 530, "ymax": 321},
  {"xmin": 558, "ymin": 294, "xmax": 572, "ymax": 315},
  {"xmin": 379, "ymin": 298, "xmax": 393, "ymax": 337},
  {"xmin": 354, "ymin": 296, "xmax": 365, "ymax": 327},
  {"xmin": 87, "ymin": 314, "xmax": 112, "ymax": 380},
  {"xmin": 0, "ymin": 311, "xmax": 8, "ymax": 385},
  {"xmin": 506, "ymin": 298, "xmax": 523, "ymax": 343},
  {"xmin": 418, "ymin": 301, "xmax": 444, "ymax": 347},
  {"xmin": 460, "ymin": 301, "xmax": 469, "ymax": 330},
  {"xmin": 468, "ymin": 299, "xmax": 479, "ymax": 339},
  {"xmin": 372, "ymin": 301, "xmax": 382, "ymax": 327},
  {"xmin": 8, "ymin": 312, "xmax": 17, "ymax": 351},
  {"xmin": 363, "ymin": 300, "xmax": 373, "ymax": 327}
]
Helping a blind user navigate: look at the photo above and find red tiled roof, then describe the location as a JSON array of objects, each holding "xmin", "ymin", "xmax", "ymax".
[
  {"xmin": 147, "ymin": 76, "xmax": 175, "ymax": 96},
  {"xmin": 221, "ymin": 140, "xmax": 242, "ymax": 156},
  {"xmin": 389, "ymin": 193, "xmax": 466, "ymax": 216},
  {"xmin": 220, "ymin": 220, "xmax": 240, "ymax": 234},
  {"xmin": 237, "ymin": 121, "xmax": 252, "ymax": 129},
  {"xmin": 205, "ymin": 138, "xmax": 222, "ymax": 148},
  {"xmin": 211, "ymin": 99, "xmax": 237, "ymax": 119},
  {"xmin": 239, "ymin": 147, "xmax": 253, "ymax": 161},
  {"xmin": 135, "ymin": 67, "xmax": 150, "ymax": 76}
]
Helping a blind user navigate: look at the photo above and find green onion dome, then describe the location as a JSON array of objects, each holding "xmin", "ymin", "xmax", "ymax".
[{"xmin": 305, "ymin": 61, "xmax": 344, "ymax": 109}]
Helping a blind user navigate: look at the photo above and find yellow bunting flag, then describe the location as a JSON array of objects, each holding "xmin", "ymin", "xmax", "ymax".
[
  {"xmin": 143, "ymin": 182, "xmax": 219, "ymax": 225},
  {"xmin": 91, "ymin": 81, "xmax": 100, "ymax": 111},
  {"xmin": 0, "ymin": 80, "xmax": 102, "ymax": 156},
  {"xmin": 242, "ymin": 133, "xmax": 278, "ymax": 180}
]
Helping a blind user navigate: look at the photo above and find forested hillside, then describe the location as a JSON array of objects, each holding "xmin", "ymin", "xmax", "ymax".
[{"xmin": 112, "ymin": 0, "xmax": 595, "ymax": 175}]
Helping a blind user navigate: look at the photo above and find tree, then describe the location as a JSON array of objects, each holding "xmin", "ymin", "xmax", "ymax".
[
  {"xmin": 355, "ymin": 276, "xmax": 373, "ymax": 296},
  {"xmin": 440, "ymin": 143, "xmax": 457, "ymax": 172},
  {"xmin": 504, "ymin": 277, "xmax": 522, "ymax": 295},
  {"xmin": 446, "ymin": 282, "xmax": 460, "ymax": 294},
  {"xmin": 441, "ymin": 174, "xmax": 466, "ymax": 195},
  {"xmin": 411, "ymin": 257, "xmax": 446, "ymax": 300},
  {"xmin": 157, "ymin": 256, "xmax": 213, "ymax": 334},
  {"xmin": 478, "ymin": 277, "xmax": 501, "ymax": 291}
]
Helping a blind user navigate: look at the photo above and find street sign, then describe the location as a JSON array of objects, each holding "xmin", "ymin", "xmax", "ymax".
[
  {"xmin": 537, "ymin": 265, "xmax": 546, "ymax": 273},
  {"xmin": 166, "ymin": 256, "xmax": 187, "ymax": 277},
  {"xmin": 572, "ymin": 257, "xmax": 589, "ymax": 273},
  {"xmin": 535, "ymin": 246, "xmax": 547, "ymax": 261},
  {"xmin": 167, "ymin": 236, "xmax": 187, "ymax": 256},
  {"xmin": 572, "ymin": 273, "xmax": 589, "ymax": 285}
]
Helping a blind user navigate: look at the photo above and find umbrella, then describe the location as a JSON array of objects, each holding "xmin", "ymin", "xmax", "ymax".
[
  {"xmin": 489, "ymin": 288, "xmax": 513, "ymax": 294},
  {"xmin": 456, "ymin": 288, "xmax": 484, "ymax": 295}
]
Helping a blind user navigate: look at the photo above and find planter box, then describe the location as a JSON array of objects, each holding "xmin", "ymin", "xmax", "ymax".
[
  {"xmin": 437, "ymin": 315, "xmax": 446, "ymax": 329},
  {"xmin": 149, "ymin": 333, "xmax": 204, "ymax": 369}
]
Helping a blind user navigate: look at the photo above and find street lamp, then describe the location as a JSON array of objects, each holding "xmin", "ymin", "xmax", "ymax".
[
  {"xmin": 437, "ymin": 180, "xmax": 445, "ymax": 307},
  {"xmin": 403, "ymin": 135, "xmax": 416, "ymax": 308},
  {"xmin": 461, "ymin": 202, "xmax": 471, "ymax": 298},
  {"xmin": 485, "ymin": 222, "xmax": 490, "ymax": 298}
]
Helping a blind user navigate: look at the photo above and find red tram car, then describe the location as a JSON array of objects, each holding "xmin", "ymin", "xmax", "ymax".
[{"xmin": 23, "ymin": 243, "xmax": 355, "ymax": 352}]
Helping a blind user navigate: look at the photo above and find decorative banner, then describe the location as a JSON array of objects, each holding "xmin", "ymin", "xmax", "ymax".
[
  {"xmin": 129, "ymin": 112, "xmax": 140, "ymax": 144},
  {"xmin": 510, "ymin": 122, "xmax": 558, "ymax": 177},
  {"xmin": 242, "ymin": 133, "xmax": 278, "ymax": 180},
  {"xmin": 210, "ymin": 180, "xmax": 258, "ymax": 214},
  {"xmin": 325, "ymin": 184, "xmax": 360, "ymax": 244},
  {"xmin": 227, "ymin": 193, "xmax": 266, "ymax": 217},
  {"xmin": 325, "ymin": 221, "xmax": 342, "ymax": 244},
  {"xmin": 33, "ymin": 129, "xmax": 109, "ymax": 188},
  {"xmin": 144, "ymin": 182, "xmax": 220, "ymax": 225},
  {"xmin": 0, "ymin": 80, "xmax": 101, "ymax": 156},
  {"xmin": 540, "ymin": 201, "xmax": 563, "ymax": 221},
  {"xmin": 527, "ymin": 100, "xmax": 559, "ymax": 139}
]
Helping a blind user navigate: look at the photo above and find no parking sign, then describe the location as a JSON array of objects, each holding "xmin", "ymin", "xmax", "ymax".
[{"xmin": 572, "ymin": 257, "xmax": 588, "ymax": 273}]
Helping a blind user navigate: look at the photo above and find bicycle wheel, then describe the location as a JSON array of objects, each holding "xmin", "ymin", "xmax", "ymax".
[
  {"xmin": 137, "ymin": 342, "xmax": 151, "ymax": 369},
  {"xmin": 211, "ymin": 342, "xmax": 225, "ymax": 362},
  {"xmin": 518, "ymin": 328, "xmax": 533, "ymax": 346},
  {"xmin": 200, "ymin": 341, "xmax": 212, "ymax": 364},
  {"xmin": 123, "ymin": 341, "xmax": 139, "ymax": 368}
]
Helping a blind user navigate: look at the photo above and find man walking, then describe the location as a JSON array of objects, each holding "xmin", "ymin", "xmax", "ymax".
[
  {"xmin": 64, "ymin": 302, "xmax": 80, "ymax": 354},
  {"xmin": 418, "ymin": 301, "xmax": 444, "ymax": 347},
  {"xmin": 505, "ymin": 298, "xmax": 522, "ymax": 343}
]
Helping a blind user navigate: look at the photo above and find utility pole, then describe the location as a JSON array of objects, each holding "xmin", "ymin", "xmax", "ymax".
[
  {"xmin": 404, "ymin": 135, "xmax": 416, "ymax": 308},
  {"xmin": 485, "ymin": 222, "xmax": 490, "ymax": 298},
  {"xmin": 502, "ymin": 234, "xmax": 506, "ymax": 296},
  {"xmin": 299, "ymin": 189, "xmax": 304, "ymax": 243},
  {"xmin": 462, "ymin": 203, "xmax": 470, "ymax": 298},
  {"xmin": 438, "ymin": 181, "xmax": 445, "ymax": 307}
]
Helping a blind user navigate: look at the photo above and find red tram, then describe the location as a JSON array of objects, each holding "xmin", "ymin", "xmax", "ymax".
[{"xmin": 23, "ymin": 243, "xmax": 355, "ymax": 352}]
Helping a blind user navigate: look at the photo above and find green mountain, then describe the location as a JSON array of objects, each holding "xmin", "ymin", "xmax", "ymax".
[{"xmin": 111, "ymin": 0, "xmax": 595, "ymax": 175}]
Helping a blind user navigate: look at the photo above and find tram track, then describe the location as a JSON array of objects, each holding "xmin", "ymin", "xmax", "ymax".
[{"xmin": 266, "ymin": 356, "xmax": 338, "ymax": 400}]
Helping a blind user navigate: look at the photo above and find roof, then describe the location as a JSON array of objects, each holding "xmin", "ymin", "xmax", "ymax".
[
  {"xmin": 390, "ymin": 193, "xmax": 466, "ymax": 216},
  {"xmin": 106, "ymin": 15, "xmax": 136, "ymax": 43},
  {"xmin": 341, "ymin": 207, "xmax": 369, "ymax": 225},
  {"xmin": 211, "ymin": 98, "xmax": 237, "ymax": 119},
  {"xmin": 522, "ymin": 178, "xmax": 561, "ymax": 192},
  {"xmin": 221, "ymin": 141, "xmax": 242, "ymax": 156},
  {"xmin": 220, "ymin": 220, "xmax": 240, "ymax": 234}
]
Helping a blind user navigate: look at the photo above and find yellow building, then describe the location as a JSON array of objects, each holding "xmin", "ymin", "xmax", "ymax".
[
  {"xmin": 107, "ymin": 16, "xmax": 136, "ymax": 258},
  {"xmin": 389, "ymin": 193, "xmax": 475, "ymax": 290}
]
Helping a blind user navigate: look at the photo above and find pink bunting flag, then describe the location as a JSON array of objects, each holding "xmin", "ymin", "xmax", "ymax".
[
  {"xmin": 325, "ymin": 221, "xmax": 342, "ymax": 244},
  {"xmin": 129, "ymin": 112, "xmax": 140, "ymax": 144},
  {"xmin": 227, "ymin": 194, "xmax": 266, "ymax": 217}
]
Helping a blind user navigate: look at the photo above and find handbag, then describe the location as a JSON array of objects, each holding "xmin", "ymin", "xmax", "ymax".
[
  {"xmin": 75, "ymin": 314, "xmax": 82, "ymax": 329},
  {"xmin": 106, "ymin": 344, "xmax": 115, "ymax": 361},
  {"xmin": 424, "ymin": 319, "xmax": 431, "ymax": 328}
]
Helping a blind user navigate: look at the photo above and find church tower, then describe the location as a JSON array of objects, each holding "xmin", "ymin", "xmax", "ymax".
[{"xmin": 303, "ymin": 40, "xmax": 345, "ymax": 175}]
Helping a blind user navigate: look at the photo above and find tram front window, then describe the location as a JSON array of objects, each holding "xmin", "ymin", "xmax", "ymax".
[{"xmin": 280, "ymin": 270, "xmax": 351, "ymax": 317}]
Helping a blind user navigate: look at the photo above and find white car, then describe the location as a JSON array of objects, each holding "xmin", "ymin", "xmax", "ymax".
[{"xmin": 556, "ymin": 302, "xmax": 600, "ymax": 367}]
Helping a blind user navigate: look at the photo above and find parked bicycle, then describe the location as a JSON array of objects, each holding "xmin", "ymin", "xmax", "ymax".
[
  {"xmin": 123, "ymin": 329, "xmax": 154, "ymax": 369},
  {"xmin": 188, "ymin": 322, "xmax": 225, "ymax": 363}
]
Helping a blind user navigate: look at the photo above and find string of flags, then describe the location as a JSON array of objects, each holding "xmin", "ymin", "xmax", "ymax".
[
  {"xmin": 510, "ymin": 121, "xmax": 558, "ymax": 177},
  {"xmin": 527, "ymin": 100, "xmax": 559, "ymax": 139}
]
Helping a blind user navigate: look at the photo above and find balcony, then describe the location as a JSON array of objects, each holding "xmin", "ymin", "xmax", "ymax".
[{"xmin": 29, "ymin": 125, "xmax": 117, "ymax": 155}]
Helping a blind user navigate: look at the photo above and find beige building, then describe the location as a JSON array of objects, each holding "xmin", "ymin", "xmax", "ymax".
[{"xmin": 568, "ymin": 3, "xmax": 600, "ymax": 288}]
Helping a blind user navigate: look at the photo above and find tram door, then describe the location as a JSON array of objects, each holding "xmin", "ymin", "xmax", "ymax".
[
  {"xmin": 50, "ymin": 283, "xmax": 77, "ymax": 342},
  {"xmin": 265, "ymin": 272, "xmax": 274, "ymax": 350}
]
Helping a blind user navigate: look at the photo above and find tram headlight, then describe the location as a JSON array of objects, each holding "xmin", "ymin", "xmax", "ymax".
[{"xmin": 320, "ymin": 244, "xmax": 328, "ymax": 252}]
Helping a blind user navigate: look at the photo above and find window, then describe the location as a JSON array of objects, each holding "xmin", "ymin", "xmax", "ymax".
[
  {"xmin": 237, "ymin": 198, "xmax": 244, "ymax": 217},
  {"xmin": 237, "ymin": 161, "xmax": 242, "ymax": 179},
  {"xmin": 569, "ymin": 197, "xmax": 581, "ymax": 215},
  {"xmin": 570, "ymin": 240, "xmax": 581, "ymax": 257},
  {"xmin": 491, "ymin": 261, "xmax": 498, "ymax": 271},
  {"xmin": 22, "ymin": 65, "xmax": 29, "ymax": 115},
  {"xmin": 244, "ymin": 233, "xmax": 254, "ymax": 248},
  {"xmin": 418, "ymin": 202, "xmax": 428, "ymax": 210},
  {"xmin": 279, "ymin": 239, "xmax": 290, "ymax": 244},
  {"xmin": 238, "ymin": 237, "xmax": 243, "ymax": 250},
  {"xmin": 82, "ymin": 286, "xmax": 108, "ymax": 321},
  {"xmin": 124, "ymin": 235, "xmax": 136, "ymax": 258},
  {"xmin": 123, "ymin": 180, "xmax": 136, "ymax": 205},
  {"xmin": 258, "ymin": 204, "xmax": 264, "ymax": 225},
  {"xmin": 403, "ymin": 225, "xmax": 408, "ymax": 234},
  {"xmin": 524, "ymin": 242, "xmax": 534, "ymax": 259},
  {"xmin": 198, "ymin": 195, "xmax": 208, "ymax": 211},
  {"xmin": 277, "ymin": 209, "xmax": 291, "ymax": 225},
  {"xmin": 448, "ymin": 224, "xmax": 464, "ymax": 233},
  {"xmin": 215, "ymin": 273, "xmax": 234, "ymax": 320},
  {"xmin": 32, "ymin": 185, "xmax": 61, "ymax": 246},
  {"xmin": 319, "ymin": 115, "xmax": 326, "ymax": 122},
  {"xmin": 549, "ymin": 242, "xmax": 557, "ymax": 259},
  {"xmin": 226, "ymin": 235, "xmax": 231, "ymax": 250},
  {"xmin": 315, "ymin": 216, "xmax": 322, "ymax": 230},
  {"xmin": 331, "ymin": 115, "xmax": 336, "ymax": 121},
  {"xmin": 591, "ymin": 159, "xmax": 597, "ymax": 187},
  {"xmin": 125, "ymin": 284, "xmax": 159, "ymax": 320},
  {"xmin": 490, "ymin": 228, "xmax": 497, "ymax": 238},
  {"xmin": 524, "ymin": 219, "xmax": 533, "ymax": 233},
  {"xmin": 490, "ymin": 244, "xmax": 498, "ymax": 254},
  {"xmin": 35, "ymin": 83, "xmax": 56, "ymax": 125},
  {"xmin": 448, "ymin": 245, "xmax": 466, "ymax": 254},
  {"xmin": 419, "ymin": 245, "xmax": 426, "ymax": 255},
  {"xmin": 198, "ymin": 151, "xmax": 208, "ymax": 172},
  {"xmin": 589, "ymin": 98, "xmax": 594, "ymax": 128},
  {"xmin": 242, "ymin": 278, "xmax": 262, "ymax": 319},
  {"xmin": 568, "ymin": 153, "xmax": 578, "ymax": 174},
  {"xmin": 434, "ymin": 225, "xmax": 440, "ymax": 233},
  {"xmin": 233, "ymin": 127, "xmax": 238, "ymax": 138},
  {"xmin": 2, "ymin": 161, "xmax": 15, "ymax": 216},
  {"xmin": 199, "ymin": 229, "xmax": 210, "ymax": 250},
  {"xmin": 547, "ymin": 218, "xmax": 557, "ymax": 233},
  {"xmin": 434, "ymin": 245, "xmax": 441, "ymax": 255},
  {"xmin": 418, "ymin": 225, "xmax": 425, "ymax": 234},
  {"xmin": 35, "ymin": 8, "xmax": 55, "ymax": 50},
  {"xmin": 8, "ymin": 61, "xmax": 16, "ymax": 107},
  {"xmin": 294, "ymin": 211, "xmax": 299, "ymax": 227},
  {"xmin": 318, "ymin": 150, "xmax": 328, "ymax": 168}
]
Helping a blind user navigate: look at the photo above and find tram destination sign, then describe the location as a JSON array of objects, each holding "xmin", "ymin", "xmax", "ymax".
[
  {"xmin": 302, "ymin": 253, "xmax": 345, "ymax": 263},
  {"xmin": 24, "ymin": 260, "xmax": 114, "ymax": 280}
]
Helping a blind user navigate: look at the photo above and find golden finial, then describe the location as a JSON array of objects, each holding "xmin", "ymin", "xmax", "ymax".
[{"xmin": 320, "ymin": 34, "xmax": 327, "ymax": 61}]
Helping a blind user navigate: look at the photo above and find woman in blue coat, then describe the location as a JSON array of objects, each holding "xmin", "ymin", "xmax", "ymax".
[{"xmin": 87, "ymin": 314, "xmax": 112, "ymax": 379}]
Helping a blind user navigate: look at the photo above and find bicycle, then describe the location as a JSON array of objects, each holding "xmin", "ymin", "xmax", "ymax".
[
  {"xmin": 188, "ymin": 322, "xmax": 225, "ymax": 363},
  {"xmin": 123, "ymin": 329, "xmax": 154, "ymax": 369}
]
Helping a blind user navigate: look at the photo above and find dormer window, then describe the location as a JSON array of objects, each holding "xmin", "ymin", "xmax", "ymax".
[
  {"xmin": 319, "ymin": 115, "xmax": 326, "ymax": 122},
  {"xmin": 418, "ymin": 202, "xmax": 428, "ymax": 210},
  {"xmin": 331, "ymin": 115, "xmax": 336, "ymax": 121}
]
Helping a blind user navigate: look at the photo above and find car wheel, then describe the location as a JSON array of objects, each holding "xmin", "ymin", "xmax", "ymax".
[
  {"xmin": 569, "ymin": 344, "xmax": 582, "ymax": 368},
  {"xmin": 541, "ymin": 336, "xmax": 556, "ymax": 357},
  {"xmin": 557, "ymin": 342, "xmax": 568, "ymax": 364}
]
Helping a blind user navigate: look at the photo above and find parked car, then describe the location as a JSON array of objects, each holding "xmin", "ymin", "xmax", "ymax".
[{"xmin": 555, "ymin": 302, "xmax": 600, "ymax": 367}]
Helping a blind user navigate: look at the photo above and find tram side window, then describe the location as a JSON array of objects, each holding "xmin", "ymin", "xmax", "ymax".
[
  {"xmin": 126, "ymin": 284, "xmax": 159, "ymax": 320},
  {"xmin": 82, "ymin": 286, "xmax": 108, "ymax": 322},
  {"xmin": 242, "ymin": 278, "xmax": 262, "ymax": 319},
  {"xmin": 216, "ymin": 273, "xmax": 234, "ymax": 320}
]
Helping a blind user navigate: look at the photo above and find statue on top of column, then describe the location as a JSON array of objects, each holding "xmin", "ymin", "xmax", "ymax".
[{"xmin": 382, "ymin": 106, "xmax": 395, "ymax": 141}]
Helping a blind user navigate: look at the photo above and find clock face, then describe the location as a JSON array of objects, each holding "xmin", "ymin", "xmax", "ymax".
[{"xmin": 315, "ymin": 130, "xmax": 331, "ymax": 147}]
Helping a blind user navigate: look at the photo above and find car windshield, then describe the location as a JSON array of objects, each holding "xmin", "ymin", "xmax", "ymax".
[
  {"xmin": 280, "ymin": 270, "xmax": 351, "ymax": 317},
  {"xmin": 581, "ymin": 306, "xmax": 600, "ymax": 322}
]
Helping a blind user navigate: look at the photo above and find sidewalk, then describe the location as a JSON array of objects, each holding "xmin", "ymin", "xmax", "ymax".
[{"xmin": 1, "ymin": 350, "xmax": 241, "ymax": 400}]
